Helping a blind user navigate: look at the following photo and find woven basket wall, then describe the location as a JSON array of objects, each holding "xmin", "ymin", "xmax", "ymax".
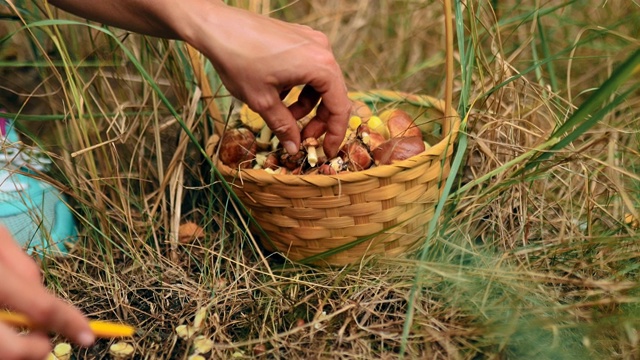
[{"xmin": 214, "ymin": 90, "xmax": 460, "ymax": 266}]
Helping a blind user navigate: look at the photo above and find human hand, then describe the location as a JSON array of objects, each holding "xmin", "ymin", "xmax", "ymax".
[
  {"xmin": 47, "ymin": 0, "xmax": 350, "ymax": 157},
  {"xmin": 181, "ymin": 2, "xmax": 351, "ymax": 158},
  {"xmin": 0, "ymin": 227, "xmax": 94, "ymax": 359}
]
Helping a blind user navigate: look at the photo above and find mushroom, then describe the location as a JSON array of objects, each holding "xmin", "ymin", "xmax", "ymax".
[
  {"xmin": 380, "ymin": 109, "xmax": 422, "ymax": 138},
  {"xmin": 625, "ymin": 213, "xmax": 639, "ymax": 229},
  {"xmin": 302, "ymin": 137, "xmax": 320, "ymax": 167},
  {"xmin": 356, "ymin": 124, "xmax": 386, "ymax": 150},
  {"xmin": 372, "ymin": 136, "xmax": 426, "ymax": 166},
  {"xmin": 339, "ymin": 140, "xmax": 372, "ymax": 171},
  {"xmin": 351, "ymin": 100, "xmax": 372, "ymax": 122},
  {"xmin": 178, "ymin": 222, "xmax": 205, "ymax": 244},
  {"xmin": 176, "ymin": 324, "xmax": 197, "ymax": 340},
  {"xmin": 193, "ymin": 307, "xmax": 208, "ymax": 331},
  {"xmin": 328, "ymin": 157, "xmax": 347, "ymax": 173},
  {"xmin": 255, "ymin": 124, "xmax": 273, "ymax": 150},
  {"xmin": 270, "ymin": 136, "xmax": 280, "ymax": 152},
  {"xmin": 366, "ymin": 115, "xmax": 390, "ymax": 139},
  {"xmin": 254, "ymin": 152, "xmax": 280, "ymax": 170},
  {"xmin": 109, "ymin": 342, "xmax": 135, "ymax": 360},
  {"xmin": 193, "ymin": 335, "xmax": 214, "ymax": 354},
  {"xmin": 253, "ymin": 344, "xmax": 267, "ymax": 357},
  {"xmin": 218, "ymin": 128, "xmax": 257, "ymax": 169},
  {"xmin": 50, "ymin": 343, "xmax": 72, "ymax": 360},
  {"xmin": 348, "ymin": 115, "xmax": 363, "ymax": 131},
  {"xmin": 279, "ymin": 148, "xmax": 305, "ymax": 171},
  {"xmin": 239, "ymin": 104, "xmax": 266, "ymax": 133},
  {"xmin": 317, "ymin": 163, "xmax": 337, "ymax": 175}
]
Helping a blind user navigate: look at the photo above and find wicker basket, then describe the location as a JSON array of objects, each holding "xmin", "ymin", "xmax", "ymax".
[{"xmin": 213, "ymin": 90, "xmax": 460, "ymax": 266}]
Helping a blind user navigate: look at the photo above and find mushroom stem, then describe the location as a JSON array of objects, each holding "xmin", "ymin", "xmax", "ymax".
[
  {"xmin": 302, "ymin": 137, "xmax": 320, "ymax": 167},
  {"xmin": 270, "ymin": 136, "xmax": 280, "ymax": 151},
  {"xmin": 258, "ymin": 125, "xmax": 272, "ymax": 144},
  {"xmin": 307, "ymin": 146, "xmax": 318, "ymax": 167}
]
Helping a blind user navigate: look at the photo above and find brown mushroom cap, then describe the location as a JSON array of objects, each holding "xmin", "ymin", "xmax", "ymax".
[{"xmin": 302, "ymin": 137, "xmax": 320, "ymax": 147}]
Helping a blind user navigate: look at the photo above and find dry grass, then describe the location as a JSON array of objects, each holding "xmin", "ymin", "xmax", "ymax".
[{"xmin": 2, "ymin": 0, "xmax": 640, "ymax": 359}]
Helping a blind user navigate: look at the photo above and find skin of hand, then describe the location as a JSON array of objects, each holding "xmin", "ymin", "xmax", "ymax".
[
  {"xmin": 48, "ymin": 0, "xmax": 351, "ymax": 158},
  {"xmin": 0, "ymin": 227, "xmax": 94, "ymax": 359}
]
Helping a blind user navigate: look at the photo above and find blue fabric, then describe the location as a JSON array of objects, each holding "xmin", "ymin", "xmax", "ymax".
[{"xmin": 0, "ymin": 114, "xmax": 77, "ymax": 255}]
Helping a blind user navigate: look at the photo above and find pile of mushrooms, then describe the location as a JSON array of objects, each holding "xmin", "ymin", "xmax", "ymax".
[{"xmin": 215, "ymin": 99, "xmax": 429, "ymax": 175}]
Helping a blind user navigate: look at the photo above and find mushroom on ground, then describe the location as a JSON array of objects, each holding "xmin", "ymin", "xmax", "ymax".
[
  {"xmin": 178, "ymin": 222, "xmax": 205, "ymax": 244},
  {"xmin": 176, "ymin": 324, "xmax": 198, "ymax": 340},
  {"xmin": 109, "ymin": 342, "xmax": 135, "ymax": 360},
  {"xmin": 48, "ymin": 343, "xmax": 72, "ymax": 360},
  {"xmin": 193, "ymin": 335, "xmax": 214, "ymax": 354}
]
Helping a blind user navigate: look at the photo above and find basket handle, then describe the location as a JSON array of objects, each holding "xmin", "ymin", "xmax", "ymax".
[{"xmin": 186, "ymin": 45, "xmax": 226, "ymax": 138}]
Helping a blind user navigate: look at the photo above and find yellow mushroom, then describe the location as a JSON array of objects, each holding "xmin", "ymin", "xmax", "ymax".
[
  {"xmin": 193, "ymin": 307, "xmax": 208, "ymax": 331},
  {"xmin": 348, "ymin": 116, "xmax": 362, "ymax": 131},
  {"xmin": 239, "ymin": 104, "xmax": 266, "ymax": 133},
  {"xmin": 109, "ymin": 342, "xmax": 134, "ymax": 360},
  {"xmin": 366, "ymin": 115, "xmax": 390, "ymax": 139},
  {"xmin": 193, "ymin": 335, "xmax": 214, "ymax": 354},
  {"xmin": 53, "ymin": 343, "xmax": 72, "ymax": 360},
  {"xmin": 176, "ymin": 324, "xmax": 197, "ymax": 340},
  {"xmin": 625, "ymin": 213, "xmax": 639, "ymax": 229}
]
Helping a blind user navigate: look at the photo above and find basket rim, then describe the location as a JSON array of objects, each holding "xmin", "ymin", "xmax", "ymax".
[{"xmin": 213, "ymin": 90, "xmax": 460, "ymax": 186}]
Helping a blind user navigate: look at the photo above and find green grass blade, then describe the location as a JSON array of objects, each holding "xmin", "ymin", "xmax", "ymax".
[
  {"xmin": 537, "ymin": 16, "xmax": 559, "ymax": 93},
  {"xmin": 523, "ymin": 48, "xmax": 640, "ymax": 172}
]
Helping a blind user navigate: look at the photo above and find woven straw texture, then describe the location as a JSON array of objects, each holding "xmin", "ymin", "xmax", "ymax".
[{"xmin": 214, "ymin": 90, "xmax": 460, "ymax": 266}]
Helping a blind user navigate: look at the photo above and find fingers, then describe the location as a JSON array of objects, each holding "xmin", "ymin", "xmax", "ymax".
[
  {"xmin": 288, "ymin": 85, "xmax": 321, "ymax": 120},
  {"xmin": 299, "ymin": 76, "xmax": 350, "ymax": 158},
  {"xmin": 0, "ymin": 227, "xmax": 94, "ymax": 348},
  {"xmin": 249, "ymin": 90, "xmax": 301, "ymax": 155},
  {"xmin": 300, "ymin": 105, "xmax": 344, "ymax": 159},
  {"xmin": 299, "ymin": 55, "xmax": 350, "ymax": 158},
  {"xmin": 0, "ymin": 323, "xmax": 52, "ymax": 360},
  {"xmin": 0, "ymin": 257, "xmax": 94, "ymax": 348}
]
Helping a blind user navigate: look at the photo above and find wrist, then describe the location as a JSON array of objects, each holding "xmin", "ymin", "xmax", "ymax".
[{"xmin": 171, "ymin": 0, "xmax": 228, "ymax": 52}]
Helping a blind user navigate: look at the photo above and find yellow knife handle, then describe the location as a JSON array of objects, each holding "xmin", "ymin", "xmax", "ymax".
[{"xmin": 0, "ymin": 311, "xmax": 135, "ymax": 338}]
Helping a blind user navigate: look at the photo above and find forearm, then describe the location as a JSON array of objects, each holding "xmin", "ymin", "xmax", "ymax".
[
  {"xmin": 47, "ymin": 0, "xmax": 351, "ymax": 157},
  {"xmin": 46, "ymin": 0, "xmax": 219, "ymax": 41}
]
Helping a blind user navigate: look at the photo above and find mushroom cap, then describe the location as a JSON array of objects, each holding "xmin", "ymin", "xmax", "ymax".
[
  {"xmin": 302, "ymin": 137, "xmax": 320, "ymax": 147},
  {"xmin": 109, "ymin": 342, "xmax": 135, "ymax": 357},
  {"xmin": 239, "ymin": 104, "xmax": 266, "ymax": 133}
]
